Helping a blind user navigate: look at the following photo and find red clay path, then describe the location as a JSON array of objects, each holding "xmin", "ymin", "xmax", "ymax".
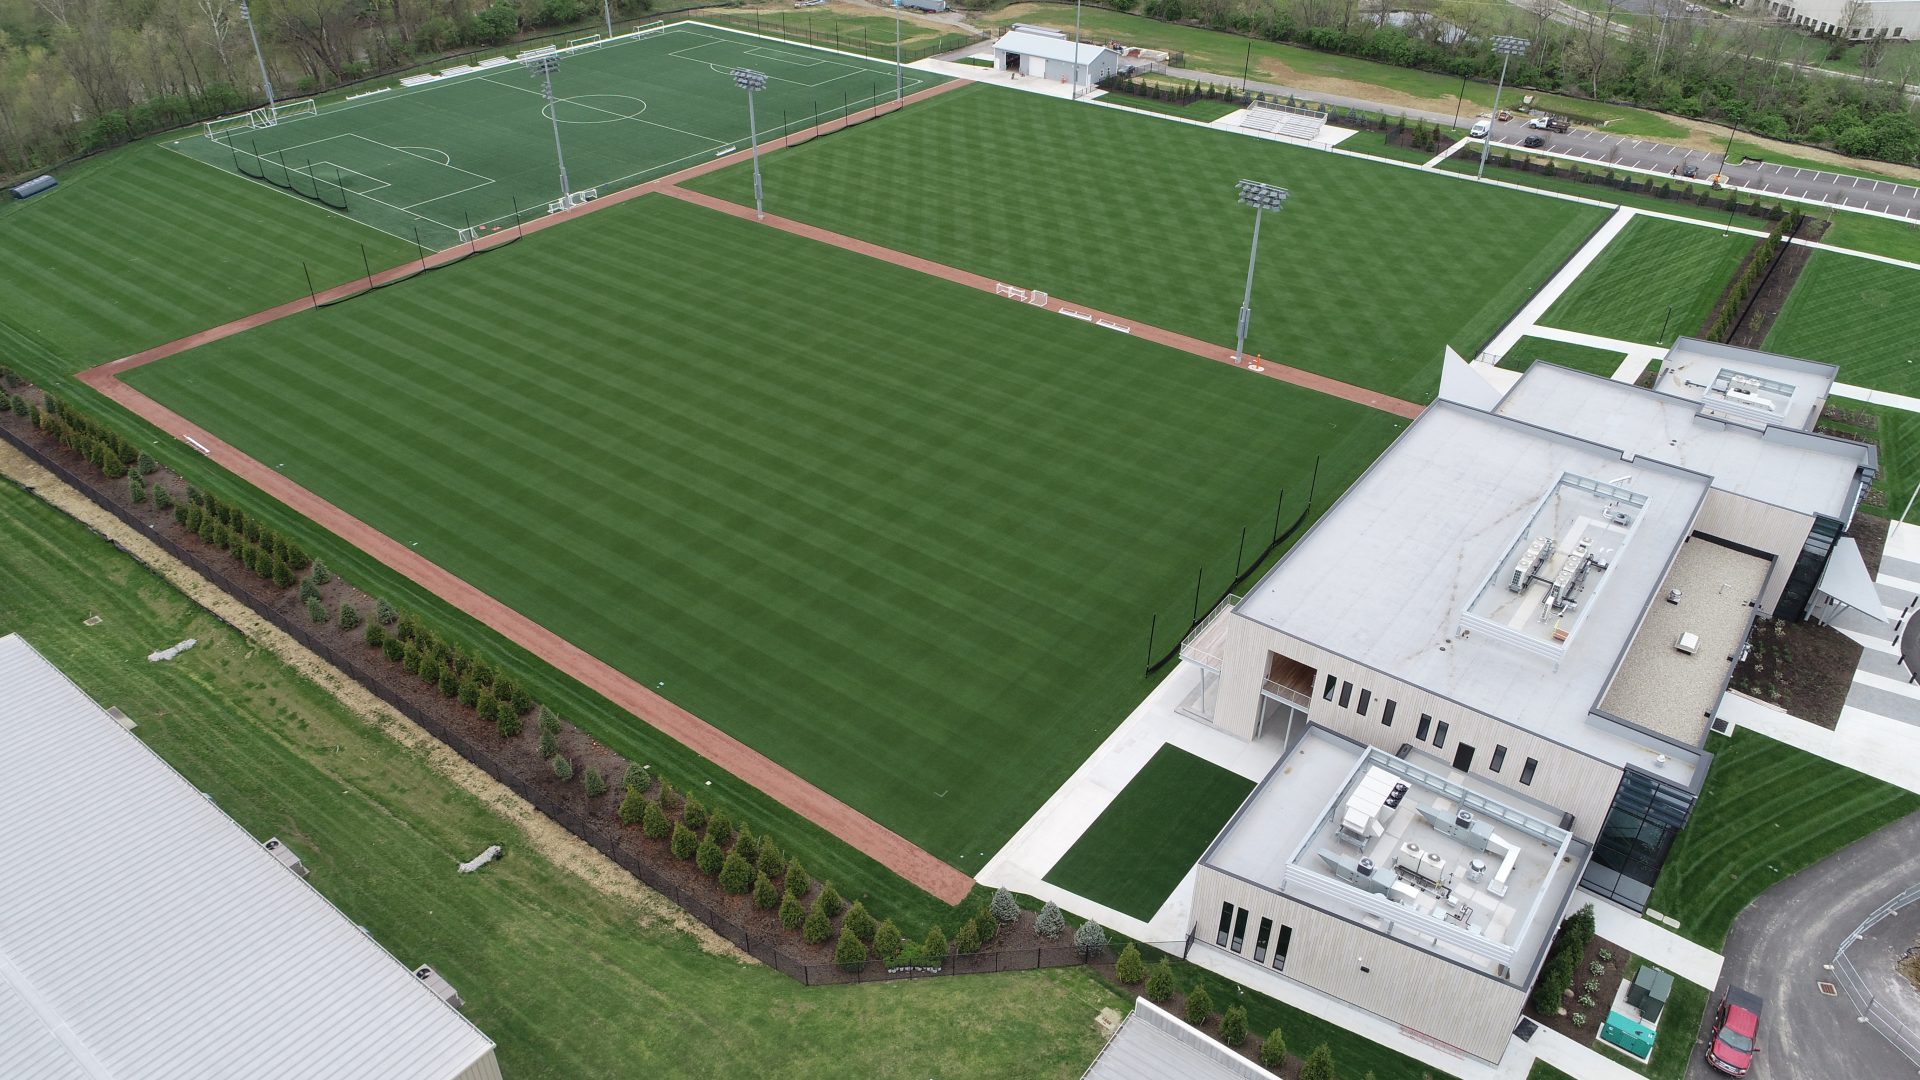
[{"xmin": 77, "ymin": 74, "xmax": 1419, "ymax": 907}]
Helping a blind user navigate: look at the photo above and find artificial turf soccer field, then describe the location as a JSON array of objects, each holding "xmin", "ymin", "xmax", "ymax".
[
  {"xmin": 167, "ymin": 23, "xmax": 939, "ymax": 248},
  {"xmin": 682, "ymin": 86, "xmax": 1609, "ymax": 403},
  {"xmin": 124, "ymin": 193, "xmax": 1406, "ymax": 869}
]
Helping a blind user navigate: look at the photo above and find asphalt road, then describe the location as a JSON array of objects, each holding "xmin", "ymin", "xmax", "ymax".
[{"xmin": 1684, "ymin": 810, "xmax": 1920, "ymax": 1080}]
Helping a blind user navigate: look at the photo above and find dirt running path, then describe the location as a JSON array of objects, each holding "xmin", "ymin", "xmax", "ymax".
[{"xmin": 79, "ymin": 78, "xmax": 975, "ymax": 907}]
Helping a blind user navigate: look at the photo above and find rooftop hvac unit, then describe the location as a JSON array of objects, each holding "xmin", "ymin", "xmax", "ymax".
[
  {"xmin": 262, "ymin": 837, "xmax": 308, "ymax": 879},
  {"xmin": 413, "ymin": 965, "xmax": 464, "ymax": 1009},
  {"xmin": 1509, "ymin": 535, "xmax": 1554, "ymax": 592},
  {"xmin": 1675, "ymin": 632, "xmax": 1700, "ymax": 655}
]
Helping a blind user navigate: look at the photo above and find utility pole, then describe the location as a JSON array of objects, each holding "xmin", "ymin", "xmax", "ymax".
[{"xmin": 1477, "ymin": 36, "xmax": 1529, "ymax": 180}]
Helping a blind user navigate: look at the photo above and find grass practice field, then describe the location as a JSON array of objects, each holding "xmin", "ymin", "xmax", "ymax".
[
  {"xmin": 1646, "ymin": 730, "xmax": 1920, "ymax": 949},
  {"xmin": 0, "ymin": 479, "xmax": 1126, "ymax": 1079},
  {"xmin": 1044, "ymin": 747, "xmax": 1254, "ymax": 920},
  {"xmin": 1766, "ymin": 252, "xmax": 1920, "ymax": 395},
  {"xmin": 168, "ymin": 22, "xmax": 939, "ymax": 248},
  {"xmin": 1539, "ymin": 216, "xmax": 1749, "ymax": 346},
  {"xmin": 1497, "ymin": 335, "xmax": 1626, "ymax": 377},
  {"xmin": 126, "ymin": 193, "xmax": 1406, "ymax": 869},
  {"xmin": 685, "ymin": 85, "xmax": 1606, "ymax": 403}
]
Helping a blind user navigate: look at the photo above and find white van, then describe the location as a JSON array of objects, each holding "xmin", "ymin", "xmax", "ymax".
[{"xmin": 1470, "ymin": 119, "xmax": 1492, "ymax": 138}]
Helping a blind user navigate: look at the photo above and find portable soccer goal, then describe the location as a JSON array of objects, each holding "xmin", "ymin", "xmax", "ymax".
[{"xmin": 202, "ymin": 97, "xmax": 318, "ymax": 141}]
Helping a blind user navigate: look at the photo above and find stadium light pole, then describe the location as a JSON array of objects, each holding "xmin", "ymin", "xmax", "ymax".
[
  {"xmin": 1072, "ymin": 0, "xmax": 1085, "ymax": 99},
  {"xmin": 1476, "ymin": 35, "xmax": 1528, "ymax": 180},
  {"xmin": 239, "ymin": 1, "xmax": 276, "ymax": 112},
  {"xmin": 602, "ymin": 0, "xmax": 613, "ymax": 39},
  {"xmin": 1232, "ymin": 179, "xmax": 1289, "ymax": 369},
  {"xmin": 525, "ymin": 54, "xmax": 572, "ymax": 206},
  {"xmin": 733, "ymin": 67, "xmax": 769, "ymax": 220},
  {"xmin": 893, "ymin": 2, "xmax": 903, "ymax": 103}
]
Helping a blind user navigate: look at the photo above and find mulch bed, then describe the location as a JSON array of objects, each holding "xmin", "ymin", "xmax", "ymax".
[
  {"xmin": 1732, "ymin": 613, "xmax": 1862, "ymax": 728},
  {"xmin": 0, "ymin": 380, "xmax": 1082, "ymax": 980},
  {"xmin": 1727, "ymin": 216, "xmax": 1830, "ymax": 348},
  {"xmin": 1523, "ymin": 934, "xmax": 1634, "ymax": 1045}
]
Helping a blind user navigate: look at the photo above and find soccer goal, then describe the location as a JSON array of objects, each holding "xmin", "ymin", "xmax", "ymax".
[
  {"xmin": 546, "ymin": 187, "xmax": 599, "ymax": 214},
  {"xmin": 203, "ymin": 98, "xmax": 317, "ymax": 141},
  {"xmin": 204, "ymin": 111, "xmax": 259, "ymax": 141},
  {"xmin": 269, "ymin": 98, "xmax": 318, "ymax": 123}
]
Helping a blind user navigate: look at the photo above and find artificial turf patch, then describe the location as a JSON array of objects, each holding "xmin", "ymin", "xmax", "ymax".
[{"xmin": 1044, "ymin": 745, "xmax": 1256, "ymax": 920}]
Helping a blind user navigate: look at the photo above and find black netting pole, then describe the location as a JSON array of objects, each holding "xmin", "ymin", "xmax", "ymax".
[
  {"xmin": 512, "ymin": 195, "xmax": 524, "ymax": 238},
  {"xmin": 361, "ymin": 244, "xmax": 373, "ymax": 288},
  {"xmin": 1191, "ymin": 567, "xmax": 1203, "ymax": 624},
  {"xmin": 1309, "ymin": 454, "xmax": 1320, "ymax": 506},
  {"xmin": 1234, "ymin": 525, "xmax": 1247, "ymax": 577},
  {"xmin": 413, "ymin": 223, "xmax": 426, "ymax": 268},
  {"xmin": 1273, "ymin": 489, "xmax": 1285, "ymax": 543},
  {"xmin": 1145, "ymin": 613, "xmax": 1157, "ymax": 672},
  {"xmin": 464, "ymin": 210, "xmax": 476, "ymax": 253},
  {"xmin": 303, "ymin": 262, "xmax": 317, "ymax": 307}
]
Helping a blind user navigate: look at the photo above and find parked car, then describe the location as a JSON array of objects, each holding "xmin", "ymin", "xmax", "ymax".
[
  {"xmin": 1682, "ymin": 162, "xmax": 1700, "ymax": 178},
  {"xmin": 1470, "ymin": 120, "xmax": 1491, "ymax": 138},
  {"xmin": 1496, "ymin": 109, "xmax": 1513, "ymax": 121},
  {"xmin": 1546, "ymin": 118, "xmax": 1572, "ymax": 133},
  {"xmin": 1706, "ymin": 988, "xmax": 1763, "ymax": 1076},
  {"xmin": 1523, "ymin": 135, "xmax": 1546, "ymax": 148},
  {"xmin": 1526, "ymin": 116, "xmax": 1550, "ymax": 129}
]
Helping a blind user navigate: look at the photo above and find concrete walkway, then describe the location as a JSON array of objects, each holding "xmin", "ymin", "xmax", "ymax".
[
  {"xmin": 1837, "ymin": 382, "xmax": 1920, "ymax": 415},
  {"xmin": 1482, "ymin": 206, "xmax": 1637, "ymax": 363},
  {"xmin": 1582, "ymin": 890, "xmax": 1723, "ymax": 989}
]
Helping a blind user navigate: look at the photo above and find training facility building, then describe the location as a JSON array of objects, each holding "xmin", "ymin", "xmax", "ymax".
[
  {"xmin": 993, "ymin": 26, "xmax": 1120, "ymax": 87},
  {"xmin": 1750, "ymin": 0, "xmax": 1919, "ymax": 41},
  {"xmin": 1174, "ymin": 341, "xmax": 1876, "ymax": 1061},
  {"xmin": 0, "ymin": 633, "xmax": 502, "ymax": 1080}
]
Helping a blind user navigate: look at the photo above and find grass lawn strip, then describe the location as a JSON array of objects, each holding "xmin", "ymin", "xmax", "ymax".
[
  {"xmin": 124, "ymin": 192, "xmax": 1406, "ymax": 868},
  {"xmin": 1529, "ymin": 1062, "xmax": 1579, "ymax": 1080},
  {"xmin": 1646, "ymin": 730, "xmax": 1920, "ymax": 949},
  {"xmin": 0, "ymin": 473, "xmax": 1132, "ymax": 1080},
  {"xmin": 1497, "ymin": 335, "xmax": 1627, "ymax": 377},
  {"xmin": 1044, "ymin": 746, "xmax": 1255, "ymax": 920},
  {"xmin": 1764, "ymin": 251, "xmax": 1920, "ymax": 397},
  {"xmin": 1817, "ymin": 398, "xmax": 1913, "ymax": 518},
  {"xmin": 687, "ymin": 84, "xmax": 1606, "ymax": 403},
  {"xmin": 1539, "ymin": 215, "xmax": 1749, "ymax": 346}
]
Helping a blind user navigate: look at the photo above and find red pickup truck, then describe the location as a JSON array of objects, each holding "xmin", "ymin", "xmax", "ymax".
[{"xmin": 1706, "ymin": 987, "xmax": 1763, "ymax": 1076}]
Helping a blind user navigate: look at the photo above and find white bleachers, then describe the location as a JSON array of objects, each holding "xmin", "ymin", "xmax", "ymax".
[{"xmin": 1241, "ymin": 102, "xmax": 1329, "ymax": 142}]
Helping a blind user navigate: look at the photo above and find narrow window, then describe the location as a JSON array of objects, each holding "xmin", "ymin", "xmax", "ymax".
[
  {"xmin": 1416, "ymin": 714, "xmax": 1432, "ymax": 741},
  {"xmin": 1253, "ymin": 918, "xmax": 1273, "ymax": 963},
  {"xmin": 1322, "ymin": 673, "xmax": 1337, "ymax": 701},
  {"xmin": 1217, "ymin": 902, "xmax": 1234, "ymax": 947},
  {"xmin": 1338, "ymin": 682, "xmax": 1353, "ymax": 708},
  {"xmin": 1274, "ymin": 925, "xmax": 1293, "ymax": 971},
  {"xmin": 1356, "ymin": 689, "xmax": 1371, "ymax": 716},
  {"xmin": 1434, "ymin": 721, "xmax": 1450, "ymax": 749},
  {"xmin": 1231, "ymin": 908, "xmax": 1250, "ymax": 953},
  {"xmin": 1521, "ymin": 758, "xmax": 1539, "ymax": 786},
  {"xmin": 1381, "ymin": 700, "xmax": 1396, "ymax": 727},
  {"xmin": 1490, "ymin": 745, "xmax": 1508, "ymax": 773}
]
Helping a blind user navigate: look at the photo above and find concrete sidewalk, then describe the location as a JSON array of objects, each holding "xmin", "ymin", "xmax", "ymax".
[{"xmin": 1482, "ymin": 207, "xmax": 1636, "ymax": 362}]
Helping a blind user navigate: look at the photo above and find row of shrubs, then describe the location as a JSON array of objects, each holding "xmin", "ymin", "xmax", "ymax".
[
  {"xmin": 1706, "ymin": 209, "xmax": 1806, "ymax": 342},
  {"xmin": 1109, "ymin": 941, "xmax": 1351, "ymax": 1078},
  {"xmin": 1530, "ymin": 902, "xmax": 1598, "ymax": 1014}
]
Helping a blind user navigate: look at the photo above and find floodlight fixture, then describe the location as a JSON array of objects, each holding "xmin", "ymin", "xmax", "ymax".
[
  {"xmin": 525, "ymin": 54, "xmax": 572, "ymax": 203},
  {"xmin": 732, "ymin": 68, "xmax": 769, "ymax": 219},
  {"xmin": 1476, "ymin": 36, "xmax": 1531, "ymax": 180},
  {"xmin": 239, "ymin": 2, "xmax": 277, "ymax": 111},
  {"xmin": 1231, "ymin": 179, "xmax": 1289, "ymax": 367}
]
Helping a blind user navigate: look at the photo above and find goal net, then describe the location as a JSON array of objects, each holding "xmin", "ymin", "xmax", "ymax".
[
  {"xmin": 204, "ymin": 111, "xmax": 259, "ymax": 141},
  {"xmin": 270, "ymin": 98, "xmax": 318, "ymax": 123},
  {"xmin": 203, "ymin": 98, "xmax": 317, "ymax": 141}
]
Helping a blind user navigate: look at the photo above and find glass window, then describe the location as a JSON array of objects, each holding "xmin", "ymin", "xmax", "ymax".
[
  {"xmin": 1231, "ymin": 908, "xmax": 1249, "ymax": 953},
  {"xmin": 1322, "ymin": 673, "xmax": 1337, "ymax": 701},
  {"xmin": 1253, "ymin": 918, "xmax": 1273, "ymax": 963},
  {"xmin": 1581, "ymin": 769, "xmax": 1698, "ymax": 911},
  {"xmin": 1433, "ymin": 720, "xmax": 1449, "ymax": 749},
  {"xmin": 1490, "ymin": 745, "xmax": 1507, "ymax": 773},
  {"xmin": 1356, "ymin": 689, "xmax": 1371, "ymax": 716},
  {"xmin": 1338, "ymin": 682, "xmax": 1353, "ymax": 708},
  {"xmin": 1216, "ymin": 902, "xmax": 1234, "ymax": 947},
  {"xmin": 1521, "ymin": 758, "xmax": 1538, "ymax": 785},
  {"xmin": 1274, "ymin": 925, "xmax": 1293, "ymax": 971},
  {"xmin": 1416, "ymin": 714, "xmax": 1432, "ymax": 741},
  {"xmin": 1381, "ymin": 700, "xmax": 1396, "ymax": 727}
]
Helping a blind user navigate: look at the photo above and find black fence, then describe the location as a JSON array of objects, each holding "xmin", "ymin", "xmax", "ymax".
[{"xmin": 0, "ymin": 418, "xmax": 1130, "ymax": 988}]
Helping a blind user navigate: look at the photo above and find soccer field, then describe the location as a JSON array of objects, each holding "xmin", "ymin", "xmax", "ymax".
[
  {"xmin": 167, "ymin": 23, "xmax": 939, "ymax": 248},
  {"xmin": 123, "ymin": 193, "xmax": 1406, "ymax": 868}
]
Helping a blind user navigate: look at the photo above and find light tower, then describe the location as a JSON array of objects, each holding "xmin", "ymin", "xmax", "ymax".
[
  {"xmin": 733, "ymin": 67, "xmax": 769, "ymax": 220},
  {"xmin": 525, "ymin": 53, "xmax": 572, "ymax": 207},
  {"xmin": 1232, "ymin": 179, "xmax": 1289, "ymax": 369},
  {"xmin": 1476, "ymin": 35, "xmax": 1529, "ymax": 180},
  {"xmin": 239, "ymin": 2, "xmax": 276, "ymax": 112}
]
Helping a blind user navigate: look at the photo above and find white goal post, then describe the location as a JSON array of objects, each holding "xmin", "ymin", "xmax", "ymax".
[{"xmin": 203, "ymin": 97, "xmax": 317, "ymax": 141}]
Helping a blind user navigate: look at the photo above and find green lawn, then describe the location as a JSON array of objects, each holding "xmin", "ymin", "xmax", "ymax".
[
  {"xmin": 1338, "ymin": 127, "xmax": 1464, "ymax": 165},
  {"xmin": 1045, "ymin": 746, "xmax": 1254, "ymax": 920},
  {"xmin": 704, "ymin": 7, "xmax": 976, "ymax": 61},
  {"xmin": 1819, "ymin": 398, "xmax": 1915, "ymax": 518},
  {"xmin": 0, "ymin": 139, "xmax": 414, "ymax": 373},
  {"xmin": 1528, "ymin": 1062, "xmax": 1578, "ymax": 1080},
  {"xmin": 167, "ymin": 23, "xmax": 942, "ymax": 247},
  {"xmin": 1497, "ymin": 335, "xmax": 1627, "ymax": 377},
  {"xmin": 125, "ymin": 192, "xmax": 1405, "ymax": 870},
  {"xmin": 1821, "ymin": 212, "xmax": 1920, "ymax": 264},
  {"xmin": 1646, "ymin": 730, "xmax": 1920, "ymax": 949},
  {"xmin": 1596, "ymin": 968, "xmax": 1709, "ymax": 1080},
  {"xmin": 1540, "ymin": 216, "xmax": 1749, "ymax": 345},
  {"xmin": 1097, "ymin": 94, "xmax": 1242, "ymax": 122},
  {"xmin": 688, "ymin": 85, "xmax": 1606, "ymax": 402},
  {"xmin": 0, "ymin": 478, "xmax": 1128, "ymax": 1080},
  {"xmin": 1765, "ymin": 251, "xmax": 1920, "ymax": 395}
]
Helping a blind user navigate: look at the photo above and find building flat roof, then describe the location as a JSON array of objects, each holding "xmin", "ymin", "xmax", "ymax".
[
  {"xmin": 1598, "ymin": 536, "xmax": 1770, "ymax": 747},
  {"xmin": 1653, "ymin": 338, "xmax": 1837, "ymax": 432},
  {"xmin": 0, "ymin": 634, "xmax": 497, "ymax": 1080},
  {"xmin": 1498, "ymin": 364, "xmax": 1869, "ymax": 520},
  {"xmin": 994, "ymin": 28, "xmax": 1115, "ymax": 64},
  {"xmin": 1234, "ymin": 402, "xmax": 1712, "ymax": 775},
  {"xmin": 1206, "ymin": 728, "xmax": 1584, "ymax": 986}
]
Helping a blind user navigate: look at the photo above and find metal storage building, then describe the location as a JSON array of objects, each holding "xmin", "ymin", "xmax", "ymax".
[
  {"xmin": 0, "ymin": 632, "xmax": 502, "ymax": 1080},
  {"xmin": 992, "ymin": 27, "xmax": 1119, "ymax": 88}
]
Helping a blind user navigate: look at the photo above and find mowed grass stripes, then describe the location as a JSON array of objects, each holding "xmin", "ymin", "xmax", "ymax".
[
  {"xmin": 1766, "ymin": 251, "xmax": 1920, "ymax": 395},
  {"xmin": 1646, "ymin": 731, "xmax": 1920, "ymax": 949},
  {"xmin": 1539, "ymin": 215, "xmax": 1748, "ymax": 346},
  {"xmin": 127, "ymin": 194, "xmax": 1406, "ymax": 866},
  {"xmin": 0, "ymin": 140, "xmax": 413, "ymax": 371},
  {"xmin": 683, "ymin": 85, "xmax": 1608, "ymax": 403}
]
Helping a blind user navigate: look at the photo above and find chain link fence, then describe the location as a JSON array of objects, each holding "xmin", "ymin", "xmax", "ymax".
[{"xmin": 1832, "ymin": 881, "xmax": 1920, "ymax": 1068}]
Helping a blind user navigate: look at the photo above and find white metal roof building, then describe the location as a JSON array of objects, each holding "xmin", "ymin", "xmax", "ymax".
[
  {"xmin": 993, "ymin": 27, "xmax": 1120, "ymax": 87},
  {"xmin": 0, "ymin": 633, "xmax": 501, "ymax": 1080}
]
